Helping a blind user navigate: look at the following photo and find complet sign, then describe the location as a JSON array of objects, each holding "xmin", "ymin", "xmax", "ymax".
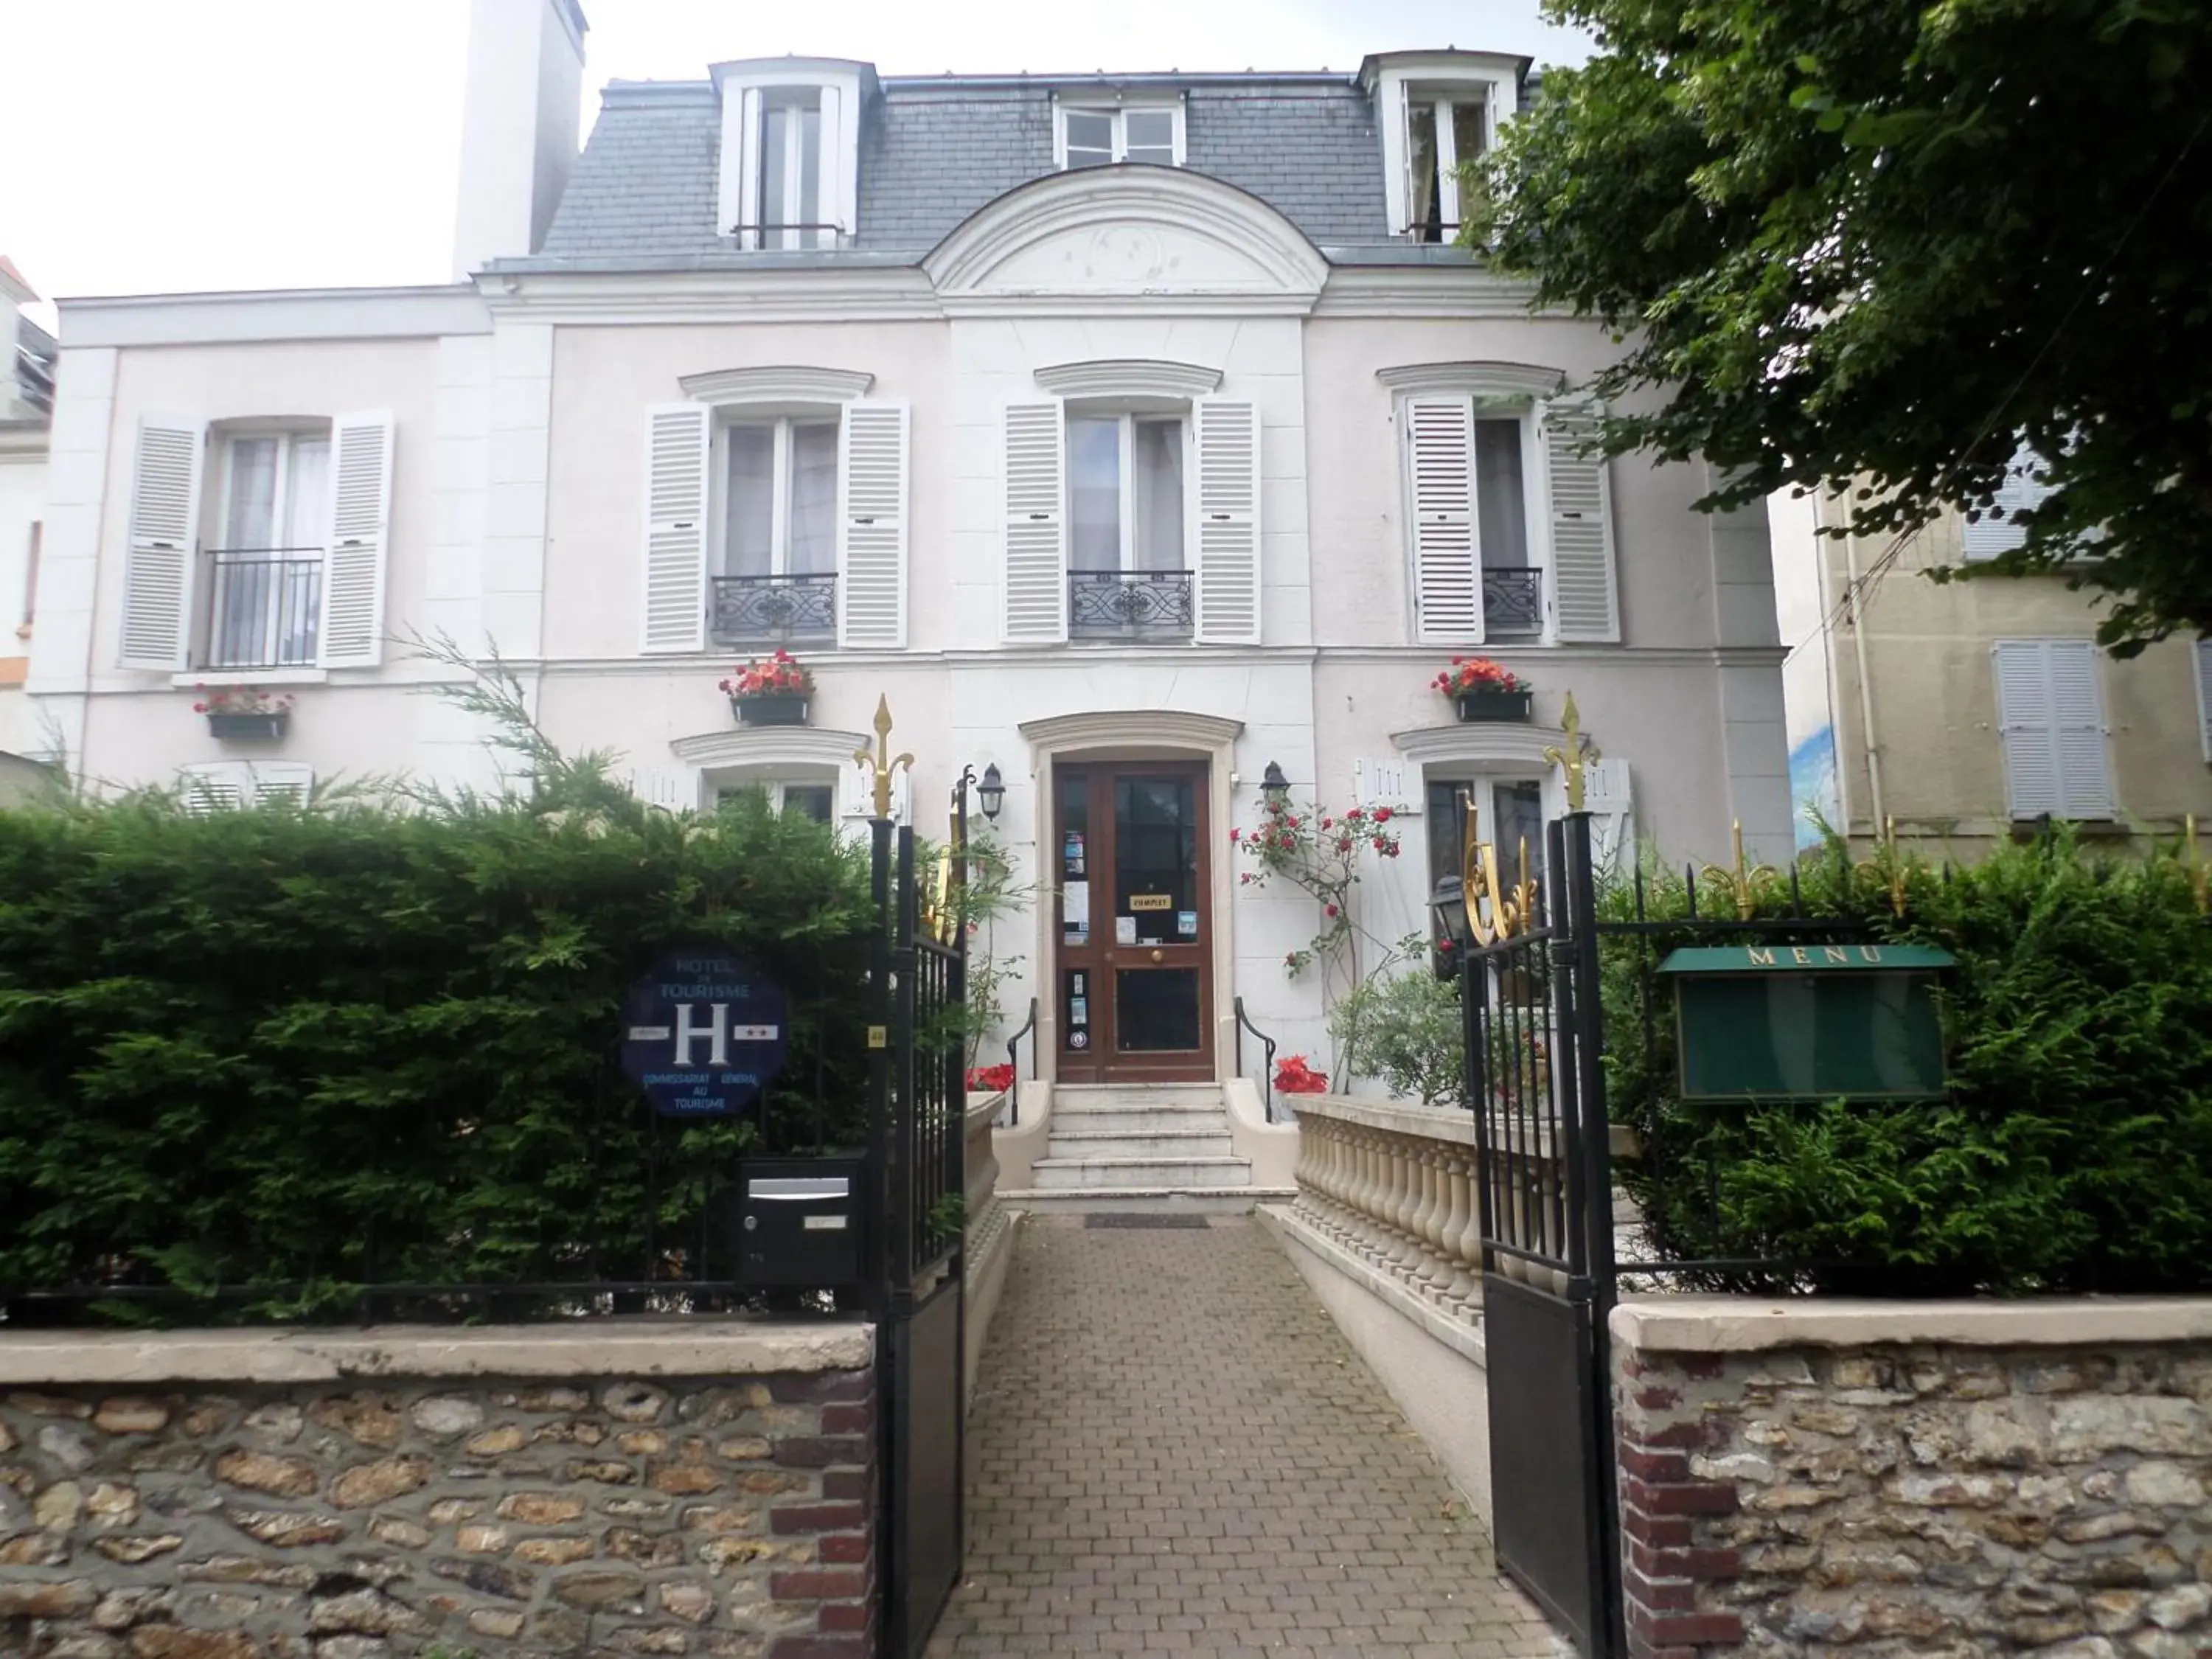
[{"xmin": 621, "ymin": 949, "xmax": 789, "ymax": 1117}]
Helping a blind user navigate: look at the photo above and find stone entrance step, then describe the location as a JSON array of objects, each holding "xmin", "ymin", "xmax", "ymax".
[{"xmin": 1004, "ymin": 1082, "xmax": 1281, "ymax": 1214}]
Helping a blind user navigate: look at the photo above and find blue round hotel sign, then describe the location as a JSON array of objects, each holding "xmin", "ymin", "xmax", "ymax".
[{"xmin": 620, "ymin": 948, "xmax": 789, "ymax": 1118}]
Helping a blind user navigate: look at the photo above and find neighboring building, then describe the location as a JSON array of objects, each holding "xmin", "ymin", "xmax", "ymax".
[
  {"xmin": 0, "ymin": 254, "xmax": 53, "ymax": 761},
  {"xmin": 27, "ymin": 0, "xmax": 1790, "ymax": 1077},
  {"xmin": 1771, "ymin": 468, "xmax": 2212, "ymax": 858}
]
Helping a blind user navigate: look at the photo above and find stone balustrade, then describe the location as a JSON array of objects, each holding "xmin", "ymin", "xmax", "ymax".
[{"xmin": 1288, "ymin": 1096, "xmax": 1486, "ymax": 1318}]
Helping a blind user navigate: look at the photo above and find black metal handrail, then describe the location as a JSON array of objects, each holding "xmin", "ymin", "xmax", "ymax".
[
  {"xmin": 711, "ymin": 572, "xmax": 837, "ymax": 641},
  {"xmin": 1069, "ymin": 570, "xmax": 1194, "ymax": 637},
  {"xmin": 205, "ymin": 549, "xmax": 322, "ymax": 669},
  {"xmin": 1002, "ymin": 997, "xmax": 1038, "ymax": 1127},
  {"xmin": 1233, "ymin": 996, "xmax": 1279, "ymax": 1124},
  {"xmin": 1483, "ymin": 566, "xmax": 1544, "ymax": 636}
]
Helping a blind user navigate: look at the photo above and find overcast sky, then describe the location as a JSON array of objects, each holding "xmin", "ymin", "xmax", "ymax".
[{"xmin": 1, "ymin": 1, "xmax": 1593, "ymax": 324}]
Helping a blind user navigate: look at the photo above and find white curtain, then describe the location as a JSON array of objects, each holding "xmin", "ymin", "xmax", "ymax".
[
  {"xmin": 787, "ymin": 422, "xmax": 838, "ymax": 575},
  {"xmin": 725, "ymin": 426, "xmax": 775, "ymax": 577},
  {"xmin": 1134, "ymin": 420, "xmax": 1185, "ymax": 571},
  {"xmin": 1068, "ymin": 417, "xmax": 1121, "ymax": 571}
]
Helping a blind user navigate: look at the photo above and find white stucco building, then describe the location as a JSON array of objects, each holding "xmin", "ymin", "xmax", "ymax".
[
  {"xmin": 1, "ymin": 254, "xmax": 55, "ymax": 762},
  {"xmin": 27, "ymin": 0, "xmax": 1789, "ymax": 1083}
]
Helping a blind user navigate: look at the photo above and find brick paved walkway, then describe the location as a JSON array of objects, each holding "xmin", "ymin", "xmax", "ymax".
[{"xmin": 925, "ymin": 1215, "xmax": 1567, "ymax": 1658}]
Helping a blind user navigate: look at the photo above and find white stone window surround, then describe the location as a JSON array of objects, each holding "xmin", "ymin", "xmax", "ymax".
[
  {"xmin": 712, "ymin": 58, "xmax": 873, "ymax": 250},
  {"xmin": 1382, "ymin": 361, "xmax": 1566, "ymax": 647},
  {"xmin": 1051, "ymin": 92, "xmax": 1187, "ymax": 170},
  {"xmin": 1041, "ymin": 360, "xmax": 1222, "ymax": 583},
  {"xmin": 669, "ymin": 724, "xmax": 909, "ymax": 827},
  {"xmin": 1366, "ymin": 53, "xmax": 1525, "ymax": 243}
]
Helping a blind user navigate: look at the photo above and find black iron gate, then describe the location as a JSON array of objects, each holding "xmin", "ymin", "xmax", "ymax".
[
  {"xmin": 870, "ymin": 785, "xmax": 968, "ymax": 1659},
  {"xmin": 1461, "ymin": 811, "xmax": 1623, "ymax": 1657}
]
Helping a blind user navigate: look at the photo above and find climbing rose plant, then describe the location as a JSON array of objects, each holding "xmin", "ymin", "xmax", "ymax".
[{"xmin": 1230, "ymin": 796, "xmax": 1402, "ymax": 983}]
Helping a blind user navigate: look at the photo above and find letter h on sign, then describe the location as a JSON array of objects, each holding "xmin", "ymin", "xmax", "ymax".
[{"xmin": 674, "ymin": 1001, "xmax": 730, "ymax": 1067}]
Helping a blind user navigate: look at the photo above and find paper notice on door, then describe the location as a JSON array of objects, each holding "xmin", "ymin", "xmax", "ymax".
[
  {"xmin": 1178, "ymin": 911, "xmax": 1198, "ymax": 937},
  {"xmin": 1115, "ymin": 915, "xmax": 1138, "ymax": 945},
  {"xmin": 1064, "ymin": 880, "xmax": 1089, "ymax": 928}
]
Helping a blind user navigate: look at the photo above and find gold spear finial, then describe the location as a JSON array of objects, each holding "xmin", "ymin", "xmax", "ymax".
[
  {"xmin": 1701, "ymin": 818, "xmax": 1785, "ymax": 920},
  {"xmin": 852, "ymin": 695, "xmax": 914, "ymax": 821},
  {"xmin": 1541, "ymin": 691, "xmax": 1601, "ymax": 813}
]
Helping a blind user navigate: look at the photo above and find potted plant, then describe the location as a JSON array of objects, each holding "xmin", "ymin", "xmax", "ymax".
[
  {"xmin": 719, "ymin": 650, "xmax": 814, "ymax": 727},
  {"xmin": 1433, "ymin": 657, "xmax": 1532, "ymax": 723},
  {"xmin": 192, "ymin": 685, "xmax": 294, "ymax": 742}
]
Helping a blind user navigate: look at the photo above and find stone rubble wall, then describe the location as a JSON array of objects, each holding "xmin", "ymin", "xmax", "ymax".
[
  {"xmin": 1615, "ymin": 1338, "xmax": 2212, "ymax": 1659},
  {"xmin": 0, "ymin": 1369, "xmax": 875, "ymax": 1658}
]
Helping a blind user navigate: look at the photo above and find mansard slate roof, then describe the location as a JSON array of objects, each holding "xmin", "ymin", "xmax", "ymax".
[{"xmin": 524, "ymin": 70, "xmax": 1414, "ymax": 271}]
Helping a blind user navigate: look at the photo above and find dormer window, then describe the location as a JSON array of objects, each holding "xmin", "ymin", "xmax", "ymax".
[
  {"xmin": 712, "ymin": 58, "xmax": 872, "ymax": 251},
  {"xmin": 1364, "ymin": 52, "xmax": 1525, "ymax": 245},
  {"xmin": 1405, "ymin": 93, "xmax": 1486, "ymax": 243},
  {"xmin": 1055, "ymin": 100, "xmax": 1184, "ymax": 170}
]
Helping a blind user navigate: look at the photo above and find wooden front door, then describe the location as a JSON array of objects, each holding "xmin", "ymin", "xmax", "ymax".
[{"xmin": 1052, "ymin": 762, "xmax": 1214, "ymax": 1083}]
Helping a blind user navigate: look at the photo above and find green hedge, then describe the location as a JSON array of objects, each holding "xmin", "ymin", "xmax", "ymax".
[
  {"xmin": 1604, "ymin": 832, "xmax": 2212, "ymax": 1295},
  {"xmin": 0, "ymin": 788, "xmax": 874, "ymax": 1318}
]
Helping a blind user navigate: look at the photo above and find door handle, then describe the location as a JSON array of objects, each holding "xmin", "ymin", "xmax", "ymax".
[{"xmin": 1150, "ymin": 949, "xmax": 1164, "ymax": 963}]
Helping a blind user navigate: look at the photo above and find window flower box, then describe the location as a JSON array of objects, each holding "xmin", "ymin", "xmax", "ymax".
[
  {"xmin": 1454, "ymin": 689, "xmax": 1534, "ymax": 723},
  {"xmin": 193, "ymin": 685, "xmax": 295, "ymax": 742},
  {"xmin": 1432, "ymin": 657, "xmax": 1531, "ymax": 724},
  {"xmin": 720, "ymin": 650, "xmax": 815, "ymax": 728}
]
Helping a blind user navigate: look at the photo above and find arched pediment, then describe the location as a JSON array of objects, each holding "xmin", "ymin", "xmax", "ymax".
[{"xmin": 925, "ymin": 168, "xmax": 1329, "ymax": 313}]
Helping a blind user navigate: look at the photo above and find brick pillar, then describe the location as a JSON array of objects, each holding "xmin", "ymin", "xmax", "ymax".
[
  {"xmin": 766, "ymin": 1368, "xmax": 878, "ymax": 1658},
  {"xmin": 1615, "ymin": 1351, "xmax": 1745, "ymax": 1659}
]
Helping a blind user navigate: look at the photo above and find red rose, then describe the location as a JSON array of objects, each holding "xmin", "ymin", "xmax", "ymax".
[
  {"xmin": 1374, "ymin": 807, "xmax": 1392, "ymax": 823},
  {"xmin": 1324, "ymin": 903, "xmax": 1338, "ymax": 918}
]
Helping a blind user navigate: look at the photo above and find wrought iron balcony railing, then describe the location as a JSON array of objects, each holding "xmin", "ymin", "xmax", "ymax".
[
  {"xmin": 1483, "ymin": 566, "xmax": 1545, "ymax": 637},
  {"xmin": 205, "ymin": 551, "xmax": 322, "ymax": 669},
  {"xmin": 1069, "ymin": 570, "xmax": 1194, "ymax": 639},
  {"xmin": 711, "ymin": 573, "xmax": 837, "ymax": 643}
]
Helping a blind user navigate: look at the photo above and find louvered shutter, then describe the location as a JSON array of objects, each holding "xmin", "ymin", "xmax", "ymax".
[
  {"xmin": 1582, "ymin": 757, "xmax": 1636, "ymax": 876},
  {"xmin": 2197, "ymin": 641, "xmax": 2212, "ymax": 765},
  {"xmin": 1193, "ymin": 399, "xmax": 1262, "ymax": 644},
  {"xmin": 1407, "ymin": 397, "xmax": 1478, "ymax": 644},
  {"xmin": 1002, "ymin": 401, "xmax": 1067, "ymax": 643},
  {"xmin": 1994, "ymin": 641, "xmax": 2060, "ymax": 819},
  {"xmin": 1354, "ymin": 757, "xmax": 1413, "ymax": 812},
  {"xmin": 1963, "ymin": 440, "xmax": 2051, "ymax": 561},
  {"xmin": 250, "ymin": 762, "xmax": 316, "ymax": 809},
  {"xmin": 316, "ymin": 411, "xmax": 394, "ymax": 667},
  {"xmin": 119, "ymin": 417, "xmax": 205, "ymax": 670},
  {"xmin": 838, "ymin": 401, "xmax": 908, "ymax": 649},
  {"xmin": 2046, "ymin": 639, "xmax": 2114, "ymax": 819},
  {"xmin": 630, "ymin": 765, "xmax": 703, "ymax": 813},
  {"xmin": 178, "ymin": 763, "xmax": 249, "ymax": 813},
  {"xmin": 641, "ymin": 404, "xmax": 711, "ymax": 654},
  {"xmin": 1542, "ymin": 395, "xmax": 1621, "ymax": 643}
]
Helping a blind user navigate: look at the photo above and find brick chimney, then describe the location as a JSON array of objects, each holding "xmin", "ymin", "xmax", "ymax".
[{"xmin": 451, "ymin": 0, "xmax": 588, "ymax": 282}]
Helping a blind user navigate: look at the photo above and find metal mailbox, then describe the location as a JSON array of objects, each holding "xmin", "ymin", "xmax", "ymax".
[
  {"xmin": 733, "ymin": 1156, "xmax": 868, "ymax": 1290},
  {"xmin": 1655, "ymin": 942, "xmax": 1955, "ymax": 1102}
]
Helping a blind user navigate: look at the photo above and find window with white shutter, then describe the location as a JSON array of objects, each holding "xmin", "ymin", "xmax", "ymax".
[
  {"xmin": 837, "ymin": 401, "xmax": 908, "ymax": 649},
  {"xmin": 1542, "ymin": 395, "xmax": 1621, "ymax": 643},
  {"xmin": 2197, "ymin": 640, "xmax": 2212, "ymax": 765},
  {"xmin": 1002, "ymin": 401, "xmax": 1068, "ymax": 643},
  {"xmin": 119, "ymin": 417, "xmax": 206, "ymax": 670},
  {"xmin": 641, "ymin": 404, "xmax": 712, "ymax": 653},
  {"xmin": 1962, "ymin": 439, "xmax": 2053, "ymax": 561},
  {"xmin": 1994, "ymin": 639, "xmax": 2115, "ymax": 820},
  {"xmin": 178, "ymin": 760, "xmax": 313, "ymax": 812},
  {"xmin": 316, "ymin": 411, "xmax": 394, "ymax": 667},
  {"xmin": 1407, "ymin": 397, "xmax": 1478, "ymax": 644},
  {"xmin": 1582, "ymin": 757, "xmax": 1636, "ymax": 875},
  {"xmin": 1192, "ymin": 398, "xmax": 1260, "ymax": 644},
  {"xmin": 629, "ymin": 766, "xmax": 704, "ymax": 813}
]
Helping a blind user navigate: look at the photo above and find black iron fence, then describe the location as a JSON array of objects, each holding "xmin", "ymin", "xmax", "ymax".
[
  {"xmin": 1070, "ymin": 570, "xmax": 1194, "ymax": 637},
  {"xmin": 206, "ymin": 550, "xmax": 321, "ymax": 669},
  {"xmin": 712, "ymin": 572, "xmax": 837, "ymax": 642}
]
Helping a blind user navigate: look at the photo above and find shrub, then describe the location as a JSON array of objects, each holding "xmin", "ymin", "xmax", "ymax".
[
  {"xmin": 1329, "ymin": 970, "xmax": 1464, "ymax": 1110},
  {"xmin": 0, "ymin": 786, "xmax": 874, "ymax": 1319},
  {"xmin": 1605, "ymin": 830, "xmax": 2212, "ymax": 1295}
]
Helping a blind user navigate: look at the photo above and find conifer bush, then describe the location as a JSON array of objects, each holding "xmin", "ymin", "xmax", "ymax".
[
  {"xmin": 0, "ymin": 785, "xmax": 874, "ymax": 1319},
  {"xmin": 1604, "ymin": 832, "xmax": 2212, "ymax": 1295}
]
